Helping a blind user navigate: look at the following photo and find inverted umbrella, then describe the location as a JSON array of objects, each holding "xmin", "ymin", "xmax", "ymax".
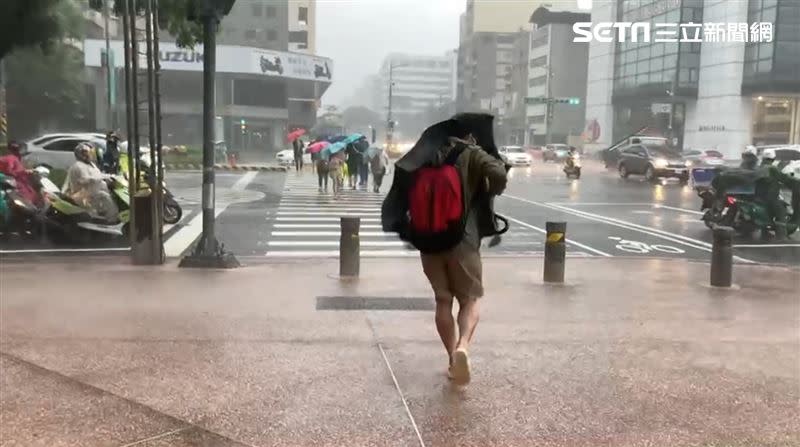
[{"xmin": 287, "ymin": 128, "xmax": 306, "ymax": 142}]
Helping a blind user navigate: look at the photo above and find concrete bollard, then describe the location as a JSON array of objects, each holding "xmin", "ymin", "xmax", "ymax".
[
  {"xmin": 340, "ymin": 216, "xmax": 360, "ymax": 277},
  {"xmin": 710, "ymin": 226, "xmax": 733, "ymax": 287},
  {"xmin": 544, "ymin": 221, "xmax": 566, "ymax": 283}
]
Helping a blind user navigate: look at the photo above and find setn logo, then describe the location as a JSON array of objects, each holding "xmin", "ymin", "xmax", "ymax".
[{"xmin": 573, "ymin": 22, "xmax": 651, "ymax": 43}]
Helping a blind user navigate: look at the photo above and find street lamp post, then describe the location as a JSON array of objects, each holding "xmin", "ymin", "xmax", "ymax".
[
  {"xmin": 386, "ymin": 62, "xmax": 409, "ymax": 150},
  {"xmin": 545, "ymin": 64, "xmax": 554, "ymax": 145}
]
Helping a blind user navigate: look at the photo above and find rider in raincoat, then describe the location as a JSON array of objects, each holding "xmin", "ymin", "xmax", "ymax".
[{"xmin": 63, "ymin": 143, "xmax": 119, "ymax": 222}]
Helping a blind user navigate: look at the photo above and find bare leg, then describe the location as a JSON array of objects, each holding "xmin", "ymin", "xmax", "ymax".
[
  {"xmin": 455, "ymin": 298, "xmax": 480, "ymax": 351},
  {"xmin": 435, "ymin": 299, "xmax": 458, "ymax": 364}
]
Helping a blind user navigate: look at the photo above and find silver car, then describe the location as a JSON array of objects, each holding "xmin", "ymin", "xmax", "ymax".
[{"xmin": 23, "ymin": 134, "xmax": 107, "ymax": 171}]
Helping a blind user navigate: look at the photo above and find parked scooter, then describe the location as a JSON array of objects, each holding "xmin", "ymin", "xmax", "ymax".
[
  {"xmin": 563, "ymin": 152, "xmax": 582, "ymax": 179},
  {"xmin": 119, "ymin": 151, "xmax": 183, "ymax": 224}
]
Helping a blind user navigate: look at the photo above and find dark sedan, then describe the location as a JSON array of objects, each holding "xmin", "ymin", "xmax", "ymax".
[{"xmin": 617, "ymin": 144, "xmax": 690, "ymax": 183}]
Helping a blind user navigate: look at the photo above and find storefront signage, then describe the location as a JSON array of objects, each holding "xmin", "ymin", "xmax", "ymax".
[
  {"xmin": 699, "ymin": 125, "xmax": 726, "ymax": 132},
  {"xmin": 651, "ymin": 103, "xmax": 672, "ymax": 114},
  {"xmin": 83, "ymin": 39, "xmax": 334, "ymax": 82}
]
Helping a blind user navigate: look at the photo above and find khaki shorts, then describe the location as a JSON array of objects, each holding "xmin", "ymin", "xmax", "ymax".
[{"xmin": 420, "ymin": 243, "xmax": 483, "ymax": 303}]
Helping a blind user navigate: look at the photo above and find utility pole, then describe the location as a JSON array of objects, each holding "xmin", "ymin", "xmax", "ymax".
[
  {"xmin": 386, "ymin": 62, "xmax": 408, "ymax": 150},
  {"xmin": 103, "ymin": 0, "xmax": 115, "ymax": 130},
  {"xmin": 180, "ymin": 0, "xmax": 238, "ymax": 269},
  {"xmin": 545, "ymin": 63, "xmax": 554, "ymax": 145}
]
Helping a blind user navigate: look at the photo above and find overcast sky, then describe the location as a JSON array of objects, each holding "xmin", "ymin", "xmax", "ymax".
[{"xmin": 316, "ymin": 0, "xmax": 466, "ymax": 108}]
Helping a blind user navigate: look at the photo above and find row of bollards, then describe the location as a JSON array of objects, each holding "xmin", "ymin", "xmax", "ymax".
[{"xmin": 337, "ymin": 217, "xmax": 735, "ymax": 288}]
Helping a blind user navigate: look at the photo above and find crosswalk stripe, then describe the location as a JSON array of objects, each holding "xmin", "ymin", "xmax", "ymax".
[
  {"xmin": 274, "ymin": 224, "xmax": 383, "ymax": 229},
  {"xmin": 268, "ymin": 240, "xmax": 406, "ymax": 247},
  {"xmin": 265, "ymin": 250, "xmax": 417, "ymax": 258},
  {"xmin": 277, "ymin": 211, "xmax": 381, "ymax": 216},
  {"xmin": 274, "ymin": 217, "xmax": 381, "ymax": 222},
  {"xmin": 271, "ymin": 231, "xmax": 393, "ymax": 237}
]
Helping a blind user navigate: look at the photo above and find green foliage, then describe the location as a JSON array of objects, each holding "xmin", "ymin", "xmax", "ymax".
[{"xmin": 0, "ymin": 0, "xmax": 85, "ymax": 60}]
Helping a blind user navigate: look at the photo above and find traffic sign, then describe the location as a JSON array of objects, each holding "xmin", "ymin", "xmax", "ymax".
[{"xmin": 525, "ymin": 97, "xmax": 581, "ymax": 105}]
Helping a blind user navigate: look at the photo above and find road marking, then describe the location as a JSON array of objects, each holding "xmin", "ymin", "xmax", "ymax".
[
  {"xmin": 165, "ymin": 171, "xmax": 257, "ymax": 257},
  {"xmin": 277, "ymin": 211, "xmax": 381, "ymax": 216},
  {"xmin": 265, "ymin": 250, "xmax": 417, "ymax": 258},
  {"xmin": 608, "ymin": 236, "xmax": 685, "ymax": 254},
  {"xmin": 503, "ymin": 194, "xmax": 755, "ymax": 263},
  {"xmin": 503, "ymin": 215, "xmax": 612, "ymax": 257},
  {"xmin": 546, "ymin": 202, "xmax": 654, "ymax": 206},
  {"xmin": 652, "ymin": 204, "xmax": 704, "ymax": 215},
  {"xmin": 274, "ymin": 217, "xmax": 381, "ymax": 222},
  {"xmin": 732, "ymin": 244, "xmax": 800, "ymax": 248},
  {"xmin": 0, "ymin": 247, "xmax": 129, "ymax": 254},
  {"xmin": 268, "ymin": 240, "xmax": 406, "ymax": 247},
  {"xmin": 278, "ymin": 206, "xmax": 380, "ymax": 211},
  {"xmin": 271, "ymin": 231, "xmax": 393, "ymax": 237},
  {"xmin": 274, "ymin": 224, "xmax": 383, "ymax": 229}
]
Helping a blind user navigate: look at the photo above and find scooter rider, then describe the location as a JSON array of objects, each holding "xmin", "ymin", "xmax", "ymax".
[
  {"xmin": 740, "ymin": 145, "xmax": 759, "ymax": 170},
  {"xmin": 754, "ymin": 161, "xmax": 799, "ymax": 240},
  {"xmin": 760, "ymin": 148, "xmax": 776, "ymax": 167},
  {"xmin": 0, "ymin": 141, "xmax": 42, "ymax": 207},
  {"xmin": 63, "ymin": 143, "xmax": 119, "ymax": 222}
]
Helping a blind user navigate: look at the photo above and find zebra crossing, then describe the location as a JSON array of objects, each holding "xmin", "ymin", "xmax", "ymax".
[
  {"xmin": 265, "ymin": 174, "xmax": 594, "ymax": 258},
  {"xmin": 265, "ymin": 175, "xmax": 413, "ymax": 258}
]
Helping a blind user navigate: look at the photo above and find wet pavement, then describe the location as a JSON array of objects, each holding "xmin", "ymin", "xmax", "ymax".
[{"xmin": 1, "ymin": 257, "xmax": 798, "ymax": 446}]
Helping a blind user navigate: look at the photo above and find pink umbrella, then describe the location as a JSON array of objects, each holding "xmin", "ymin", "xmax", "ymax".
[
  {"xmin": 306, "ymin": 141, "xmax": 329, "ymax": 154},
  {"xmin": 287, "ymin": 128, "xmax": 306, "ymax": 142}
]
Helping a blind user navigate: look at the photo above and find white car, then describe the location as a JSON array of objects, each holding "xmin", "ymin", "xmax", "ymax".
[
  {"xmin": 276, "ymin": 149, "xmax": 312, "ymax": 166},
  {"xmin": 500, "ymin": 145, "xmax": 532, "ymax": 166},
  {"xmin": 771, "ymin": 147, "xmax": 800, "ymax": 178},
  {"xmin": 23, "ymin": 134, "xmax": 107, "ymax": 171}
]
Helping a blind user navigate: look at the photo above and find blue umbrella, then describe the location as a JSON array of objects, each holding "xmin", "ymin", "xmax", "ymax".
[
  {"xmin": 321, "ymin": 141, "xmax": 347, "ymax": 160},
  {"xmin": 342, "ymin": 133, "xmax": 365, "ymax": 145},
  {"xmin": 326, "ymin": 135, "xmax": 347, "ymax": 143}
]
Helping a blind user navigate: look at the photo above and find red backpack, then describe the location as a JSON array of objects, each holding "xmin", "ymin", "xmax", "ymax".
[{"xmin": 407, "ymin": 150, "xmax": 465, "ymax": 253}]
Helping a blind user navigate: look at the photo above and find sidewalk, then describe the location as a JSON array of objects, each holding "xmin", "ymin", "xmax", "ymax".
[{"xmin": 1, "ymin": 257, "xmax": 798, "ymax": 446}]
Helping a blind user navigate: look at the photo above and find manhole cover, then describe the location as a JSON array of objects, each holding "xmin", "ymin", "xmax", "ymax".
[{"xmin": 316, "ymin": 296, "xmax": 434, "ymax": 311}]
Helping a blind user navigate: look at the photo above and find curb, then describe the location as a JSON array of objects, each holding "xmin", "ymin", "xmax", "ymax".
[{"xmin": 164, "ymin": 163, "xmax": 288, "ymax": 172}]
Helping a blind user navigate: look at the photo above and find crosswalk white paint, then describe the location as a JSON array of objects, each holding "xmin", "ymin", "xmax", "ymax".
[
  {"xmin": 266, "ymin": 174, "xmax": 594, "ymax": 259},
  {"xmin": 266, "ymin": 176, "xmax": 410, "ymax": 258}
]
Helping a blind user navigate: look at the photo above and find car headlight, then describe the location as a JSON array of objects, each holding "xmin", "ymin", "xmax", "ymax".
[
  {"xmin": 653, "ymin": 158, "xmax": 668, "ymax": 168},
  {"xmin": 684, "ymin": 160, "xmax": 693, "ymax": 167}
]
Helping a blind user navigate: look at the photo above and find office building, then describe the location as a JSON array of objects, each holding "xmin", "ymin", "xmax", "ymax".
[
  {"xmin": 525, "ymin": 7, "xmax": 590, "ymax": 145},
  {"xmin": 376, "ymin": 52, "xmax": 457, "ymax": 139},
  {"xmin": 456, "ymin": 0, "xmax": 583, "ymax": 132},
  {"xmin": 584, "ymin": 0, "xmax": 800, "ymax": 156},
  {"xmin": 82, "ymin": 0, "xmax": 331, "ymax": 159}
]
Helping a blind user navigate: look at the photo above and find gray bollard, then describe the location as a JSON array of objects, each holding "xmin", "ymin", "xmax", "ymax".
[
  {"xmin": 340, "ymin": 216, "xmax": 360, "ymax": 277},
  {"xmin": 544, "ymin": 221, "xmax": 566, "ymax": 283},
  {"xmin": 710, "ymin": 226, "xmax": 733, "ymax": 287}
]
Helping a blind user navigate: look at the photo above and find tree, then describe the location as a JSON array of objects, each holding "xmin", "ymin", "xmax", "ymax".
[{"xmin": 0, "ymin": 0, "xmax": 83, "ymax": 61}]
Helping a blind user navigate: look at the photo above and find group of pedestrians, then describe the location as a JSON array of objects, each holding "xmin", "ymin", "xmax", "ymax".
[{"xmin": 297, "ymin": 137, "xmax": 390, "ymax": 196}]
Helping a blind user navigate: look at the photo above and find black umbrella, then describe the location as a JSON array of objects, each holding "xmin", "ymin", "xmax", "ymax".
[{"xmin": 383, "ymin": 113, "xmax": 509, "ymax": 245}]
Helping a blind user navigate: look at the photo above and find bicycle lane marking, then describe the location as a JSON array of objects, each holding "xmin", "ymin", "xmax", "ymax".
[{"xmin": 501, "ymin": 194, "xmax": 754, "ymax": 262}]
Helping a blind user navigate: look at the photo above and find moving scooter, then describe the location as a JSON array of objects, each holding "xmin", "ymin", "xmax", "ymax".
[
  {"xmin": 39, "ymin": 172, "xmax": 130, "ymax": 241},
  {"xmin": 563, "ymin": 153, "xmax": 582, "ymax": 179}
]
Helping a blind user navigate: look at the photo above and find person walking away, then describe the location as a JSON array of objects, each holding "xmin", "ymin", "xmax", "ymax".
[
  {"xmin": 328, "ymin": 151, "xmax": 345, "ymax": 195},
  {"xmin": 0, "ymin": 141, "xmax": 42, "ymax": 207},
  {"xmin": 409, "ymin": 134, "xmax": 508, "ymax": 384},
  {"xmin": 63, "ymin": 143, "xmax": 119, "ymax": 222},
  {"xmin": 345, "ymin": 143, "xmax": 360, "ymax": 189},
  {"xmin": 315, "ymin": 152, "xmax": 329, "ymax": 192},
  {"xmin": 102, "ymin": 131, "xmax": 121, "ymax": 174},
  {"xmin": 292, "ymin": 138, "xmax": 304, "ymax": 172},
  {"xmin": 370, "ymin": 147, "xmax": 389, "ymax": 193}
]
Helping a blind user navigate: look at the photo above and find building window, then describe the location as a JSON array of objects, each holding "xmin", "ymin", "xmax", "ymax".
[
  {"xmin": 531, "ymin": 34, "xmax": 548, "ymax": 49},
  {"xmin": 267, "ymin": 29, "xmax": 278, "ymax": 41},
  {"xmin": 244, "ymin": 30, "xmax": 257, "ymax": 40},
  {"xmin": 298, "ymin": 6, "xmax": 308, "ymax": 25},
  {"xmin": 251, "ymin": 4, "xmax": 262, "ymax": 16},
  {"xmin": 529, "ymin": 114, "xmax": 545, "ymax": 124},
  {"xmin": 528, "ymin": 75, "xmax": 547, "ymax": 87},
  {"xmin": 289, "ymin": 30, "xmax": 308, "ymax": 45},
  {"xmin": 266, "ymin": 5, "xmax": 276, "ymax": 18},
  {"xmin": 529, "ymin": 55, "xmax": 547, "ymax": 69}
]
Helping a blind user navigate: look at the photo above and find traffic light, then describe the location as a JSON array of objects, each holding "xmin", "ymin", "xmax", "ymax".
[
  {"xmin": 240, "ymin": 119, "xmax": 247, "ymax": 132},
  {"xmin": 568, "ymin": 98, "xmax": 581, "ymax": 105}
]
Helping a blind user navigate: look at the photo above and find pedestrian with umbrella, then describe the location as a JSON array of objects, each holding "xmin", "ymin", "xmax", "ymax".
[
  {"xmin": 345, "ymin": 142, "xmax": 361, "ymax": 190},
  {"xmin": 308, "ymin": 140, "xmax": 330, "ymax": 191},
  {"xmin": 288, "ymin": 128, "xmax": 306, "ymax": 172}
]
